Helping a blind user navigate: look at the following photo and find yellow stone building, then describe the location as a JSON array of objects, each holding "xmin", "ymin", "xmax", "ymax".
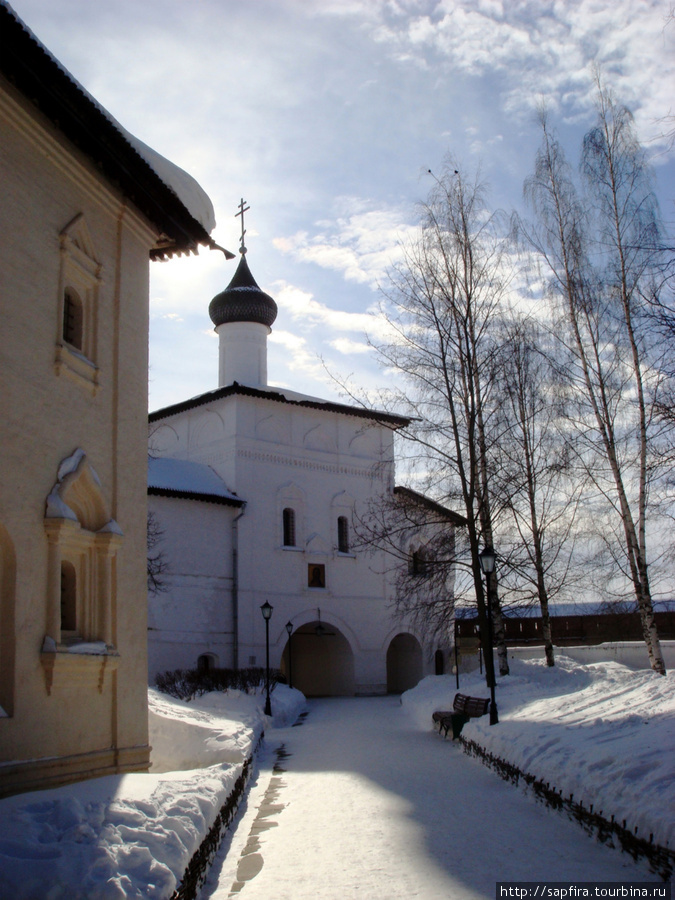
[{"xmin": 0, "ymin": 2, "xmax": 221, "ymax": 795}]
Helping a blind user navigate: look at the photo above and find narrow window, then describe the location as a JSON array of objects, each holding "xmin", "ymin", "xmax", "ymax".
[
  {"xmin": 62, "ymin": 289, "xmax": 83, "ymax": 350},
  {"xmin": 410, "ymin": 548, "xmax": 428, "ymax": 577},
  {"xmin": 282, "ymin": 508, "xmax": 296, "ymax": 547},
  {"xmin": 60, "ymin": 561, "xmax": 77, "ymax": 632},
  {"xmin": 308, "ymin": 564, "xmax": 325, "ymax": 588},
  {"xmin": 337, "ymin": 516, "xmax": 349, "ymax": 553}
]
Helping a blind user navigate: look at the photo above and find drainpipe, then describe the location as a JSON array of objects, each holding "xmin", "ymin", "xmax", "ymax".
[{"xmin": 231, "ymin": 503, "xmax": 247, "ymax": 670}]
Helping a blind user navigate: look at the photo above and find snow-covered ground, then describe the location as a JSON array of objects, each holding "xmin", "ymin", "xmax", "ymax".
[
  {"xmin": 0, "ymin": 657, "xmax": 672, "ymax": 899},
  {"xmin": 0, "ymin": 686, "xmax": 305, "ymax": 900},
  {"xmin": 403, "ymin": 657, "xmax": 675, "ymax": 850}
]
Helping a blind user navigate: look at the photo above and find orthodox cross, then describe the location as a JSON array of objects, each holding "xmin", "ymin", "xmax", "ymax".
[{"xmin": 235, "ymin": 198, "xmax": 250, "ymax": 255}]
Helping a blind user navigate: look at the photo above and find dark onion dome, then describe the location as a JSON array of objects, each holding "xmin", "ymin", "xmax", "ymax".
[{"xmin": 208, "ymin": 253, "xmax": 277, "ymax": 328}]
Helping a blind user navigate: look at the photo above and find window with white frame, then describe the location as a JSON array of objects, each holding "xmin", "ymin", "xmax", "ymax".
[
  {"xmin": 282, "ymin": 507, "xmax": 296, "ymax": 547},
  {"xmin": 278, "ymin": 483, "xmax": 305, "ymax": 550},
  {"xmin": 337, "ymin": 516, "xmax": 350, "ymax": 553},
  {"xmin": 60, "ymin": 560, "xmax": 77, "ymax": 633},
  {"xmin": 43, "ymin": 449, "xmax": 122, "ymax": 650},
  {"xmin": 62, "ymin": 288, "xmax": 84, "ymax": 350},
  {"xmin": 54, "ymin": 214, "xmax": 101, "ymax": 393}
]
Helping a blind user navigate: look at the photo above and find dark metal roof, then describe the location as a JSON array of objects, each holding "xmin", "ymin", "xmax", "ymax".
[
  {"xmin": 147, "ymin": 456, "xmax": 244, "ymax": 507},
  {"xmin": 209, "ymin": 254, "xmax": 278, "ymax": 328},
  {"xmin": 149, "ymin": 381, "xmax": 411, "ymax": 429},
  {"xmin": 0, "ymin": 1, "xmax": 213, "ymax": 260},
  {"xmin": 393, "ymin": 486, "xmax": 468, "ymax": 526},
  {"xmin": 148, "ymin": 485, "xmax": 244, "ymax": 507}
]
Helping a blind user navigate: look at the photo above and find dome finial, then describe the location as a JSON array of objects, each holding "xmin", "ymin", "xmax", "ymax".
[{"xmin": 235, "ymin": 197, "xmax": 249, "ymax": 255}]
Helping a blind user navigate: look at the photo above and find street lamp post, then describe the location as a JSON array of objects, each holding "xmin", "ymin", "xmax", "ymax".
[
  {"xmin": 285, "ymin": 620, "xmax": 293, "ymax": 690},
  {"xmin": 260, "ymin": 601, "xmax": 273, "ymax": 716},
  {"xmin": 454, "ymin": 616, "xmax": 459, "ymax": 690},
  {"xmin": 478, "ymin": 546, "xmax": 499, "ymax": 725}
]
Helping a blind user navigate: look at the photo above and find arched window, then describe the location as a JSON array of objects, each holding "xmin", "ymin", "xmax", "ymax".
[
  {"xmin": 197, "ymin": 653, "xmax": 216, "ymax": 674},
  {"xmin": 44, "ymin": 448, "xmax": 122, "ymax": 649},
  {"xmin": 409, "ymin": 547, "xmax": 428, "ymax": 577},
  {"xmin": 60, "ymin": 561, "xmax": 77, "ymax": 633},
  {"xmin": 62, "ymin": 288, "xmax": 83, "ymax": 350},
  {"xmin": 337, "ymin": 516, "xmax": 349, "ymax": 553},
  {"xmin": 283, "ymin": 508, "xmax": 296, "ymax": 547},
  {"xmin": 55, "ymin": 214, "xmax": 102, "ymax": 393}
]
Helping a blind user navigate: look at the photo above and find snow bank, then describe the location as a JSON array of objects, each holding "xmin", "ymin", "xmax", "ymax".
[
  {"xmin": 149, "ymin": 688, "xmax": 261, "ymax": 773},
  {"xmin": 0, "ymin": 764, "xmax": 240, "ymax": 899},
  {"xmin": 1, "ymin": 662, "xmax": 670, "ymax": 897},
  {"xmin": 402, "ymin": 656, "xmax": 675, "ymax": 849},
  {"xmin": 0, "ymin": 685, "xmax": 306, "ymax": 900}
]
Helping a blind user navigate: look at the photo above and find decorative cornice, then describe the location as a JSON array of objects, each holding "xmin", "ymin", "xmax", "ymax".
[{"xmin": 238, "ymin": 448, "xmax": 390, "ymax": 480}]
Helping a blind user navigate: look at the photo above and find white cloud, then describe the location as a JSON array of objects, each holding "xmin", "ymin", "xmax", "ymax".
[
  {"xmin": 329, "ymin": 337, "xmax": 373, "ymax": 355},
  {"xmin": 341, "ymin": 0, "xmax": 675, "ymax": 149},
  {"xmin": 273, "ymin": 200, "xmax": 417, "ymax": 288},
  {"xmin": 269, "ymin": 330, "xmax": 320, "ymax": 370},
  {"xmin": 273, "ymin": 282, "xmax": 382, "ymax": 334}
]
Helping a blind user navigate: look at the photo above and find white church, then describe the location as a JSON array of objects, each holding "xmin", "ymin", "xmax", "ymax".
[{"xmin": 147, "ymin": 210, "xmax": 465, "ymax": 696}]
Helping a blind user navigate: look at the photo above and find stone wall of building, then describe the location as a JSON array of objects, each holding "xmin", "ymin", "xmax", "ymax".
[{"xmin": 0, "ymin": 79, "xmax": 153, "ymax": 794}]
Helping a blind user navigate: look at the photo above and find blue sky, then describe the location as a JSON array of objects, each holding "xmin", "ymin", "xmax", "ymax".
[{"xmin": 11, "ymin": 0, "xmax": 675, "ymax": 411}]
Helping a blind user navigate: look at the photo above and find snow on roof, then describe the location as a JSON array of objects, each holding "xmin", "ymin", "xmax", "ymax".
[
  {"xmin": 149, "ymin": 381, "xmax": 411, "ymax": 429},
  {"xmin": 148, "ymin": 457, "xmax": 243, "ymax": 506},
  {"xmin": 114, "ymin": 125, "xmax": 216, "ymax": 234},
  {"xmin": 456, "ymin": 599, "xmax": 675, "ymax": 618},
  {"xmin": 1, "ymin": 1, "xmax": 216, "ymax": 244}
]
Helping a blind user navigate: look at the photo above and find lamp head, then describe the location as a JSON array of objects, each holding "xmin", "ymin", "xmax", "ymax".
[
  {"xmin": 479, "ymin": 546, "xmax": 496, "ymax": 575},
  {"xmin": 260, "ymin": 600, "xmax": 273, "ymax": 620}
]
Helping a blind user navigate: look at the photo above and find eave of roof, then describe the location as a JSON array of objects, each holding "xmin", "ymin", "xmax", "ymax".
[
  {"xmin": 393, "ymin": 485, "xmax": 467, "ymax": 526},
  {"xmin": 148, "ymin": 486, "xmax": 244, "ymax": 507},
  {"xmin": 0, "ymin": 2, "xmax": 212, "ymax": 260},
  {"xmin": 149, "ymin": 381, "xmax": 412, "ymax": 429}
]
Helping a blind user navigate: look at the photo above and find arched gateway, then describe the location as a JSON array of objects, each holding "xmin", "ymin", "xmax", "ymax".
[
  {"xmin": 386, "ymin": 632, "xmax": 423, "ymax": 693},
  {"xmin": 282, "ymin": 620, "xmax": 355, "ymax": 697}
]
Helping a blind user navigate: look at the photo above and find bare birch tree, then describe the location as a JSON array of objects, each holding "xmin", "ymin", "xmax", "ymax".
[
  {"xmin": 519, "ymin": 87, "xmax": 670, "ymax": 674},
  {"xmin": 369, "ymin": 161, "xmax": 511, "ymax": 682},
  {"xmin": 491, "ymin": 314, "xmax": 583, "ymax": 666}
]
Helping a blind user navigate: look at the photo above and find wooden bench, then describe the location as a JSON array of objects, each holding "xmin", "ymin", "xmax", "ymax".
[{"xmin": 433, "ymin": 693, "xmax": 490, "ymax": 740}]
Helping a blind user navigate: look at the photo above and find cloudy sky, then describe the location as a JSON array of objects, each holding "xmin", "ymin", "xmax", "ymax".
[{"xmin": 11, "ymin": 0, "xmax": 675, "ymax": 411}]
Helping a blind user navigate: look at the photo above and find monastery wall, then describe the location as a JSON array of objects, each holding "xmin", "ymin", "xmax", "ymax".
[
  {"xmin": 0, "ymin": 83, "xmax": 152, "ymax": 793},
  {"xmin": 148, "ymin": 496, "xmax": 237, "ymax": 678}
]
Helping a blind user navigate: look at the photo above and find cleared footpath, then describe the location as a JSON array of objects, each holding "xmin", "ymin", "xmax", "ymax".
[{"xmin": 201, "ymin": 696, "xmax": 651, "ymax": 900}]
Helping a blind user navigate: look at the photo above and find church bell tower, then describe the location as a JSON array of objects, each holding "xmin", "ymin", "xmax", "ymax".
[{"xmin": 208, "ymin": 200, "xmax": 277, "ymax": 388}]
